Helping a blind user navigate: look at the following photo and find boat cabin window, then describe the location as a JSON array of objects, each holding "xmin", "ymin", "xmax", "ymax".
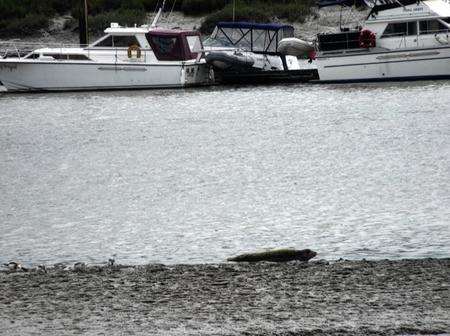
[
  {"xmin": 186, "ymin": 35, "xmax": 202, "ymax": 53},
  {"xmin": 381, "ymin": 22, "xmax": 417, "ymax": 38},
  {"xmin": 94, "ymin": 35, "xmax": 140, "ymax": 47},
  {"xmin": 215, "ymin": 27, "xmax": 251, "ymax": 49},
  {"xmin": 318, "ymin": 31, "xmax": 360, "ymax": 51},
  {"xmin": 96, "ymin": 35, "xmax": 113, "ymax": 47},
  {"xmin": 419, "ymin": 20, "xmax": 449, "ymax": 34},
  {"xmin": 148, "ymin": 35, "xmax": 183, "ymax": 60},
  {"xmin": 43, "ymin": 54, "xmax": 91, "ymax": 60},
  {"xmin": 25, "ymin": 53, "xmax": 40, "ymax": 59},
  {"xmin": 112, "ymin": 35, "xmax": 140, "ymax": 47},
  {"xmin": 150, "ymin": 36, "xmax": 177, "ymax": 53},
  {"xmin": 252, "ymin": 29, "xmax": 279, "ymax": 52},
  {"xmin": 25, "ymin": 53, "xmax": 90, "ymax": 60}
]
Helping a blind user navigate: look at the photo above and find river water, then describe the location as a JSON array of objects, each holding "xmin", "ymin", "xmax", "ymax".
[{"xmin": 0, "ymin": 81, "xmax": 449, "ymax": 266}]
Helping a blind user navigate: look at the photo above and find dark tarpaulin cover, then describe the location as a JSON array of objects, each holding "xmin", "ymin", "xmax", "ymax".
[{"xmin": 146, "ymin": 30, "xmax": 201, "ymax": 61}]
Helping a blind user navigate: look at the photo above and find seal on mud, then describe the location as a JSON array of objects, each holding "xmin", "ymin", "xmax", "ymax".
[{"xmin": 227, "ymin": 248, "xmax": 317, "ymax": 263}]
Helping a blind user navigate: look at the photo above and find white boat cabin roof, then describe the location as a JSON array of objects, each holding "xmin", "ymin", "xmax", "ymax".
[
  {"xmin": 367, "ymin": 0, "xmax": 450, "ymax": 22},
  {"xmin": 103, "ymin": 24, "xmax": 150, "ymax": 35}
]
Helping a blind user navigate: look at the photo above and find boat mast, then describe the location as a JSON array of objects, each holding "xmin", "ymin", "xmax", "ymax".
[
  {"xmin": 84, "ymin": 0, "xmax": 89, "ymax": 44},
  {"xmin": 79, "ymin": 0, "xmax": 89, "ymax": 45},
  {"xmin": 151, "ymin": 0, "xmax": 167, "ymax": 27}
]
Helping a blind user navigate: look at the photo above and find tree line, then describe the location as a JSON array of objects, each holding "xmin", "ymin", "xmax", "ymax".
[{"xmin": 0, "ymin": 0, "xmax": 315, "ymax": 37}]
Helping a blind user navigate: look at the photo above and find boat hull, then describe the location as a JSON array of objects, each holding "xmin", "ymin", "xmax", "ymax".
[
  {"xmin": 316, "ymin": 46, "xmax": 450, "ymax": 83},
  {"xmin": 214, "ymin": 68, "xmax": 318, "ymax": 84},
  {"xmin": 0, "ymin": 60, "xmax": 211, "ymax": 92}
]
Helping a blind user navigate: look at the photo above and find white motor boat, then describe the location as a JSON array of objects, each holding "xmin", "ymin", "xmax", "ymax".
[
  {"xmin": 203, "ymin": 22, "xmax": 318, "ymax": 83},
  {"xmin": 315, "ymin": 0, "xmax": 450, "ymax": 82},
  {"xmin": 0, "ymin": 9, "xmax": 212, "ymax": 92}
]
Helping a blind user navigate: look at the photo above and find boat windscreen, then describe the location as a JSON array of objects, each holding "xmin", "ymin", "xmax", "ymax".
[
  {"xmin": 149, "ymin": 35, "xmax": 183, "ymax": 60},
  {"xmin": 217, "ymin": 27, "xmax": 252, "ymax": 49},
  {"xmin": 252, "ymin": 29, "xmax": 280, "ymax": 52}
]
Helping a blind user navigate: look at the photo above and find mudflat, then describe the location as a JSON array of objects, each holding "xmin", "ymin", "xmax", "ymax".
[{"xmin": 1, "ymin": 258, "xmax": 449, "ymax": 336}]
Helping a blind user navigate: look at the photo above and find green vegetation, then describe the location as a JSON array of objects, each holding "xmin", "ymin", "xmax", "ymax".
[
  {"xmin": 0, "ymin": 0, "xmax": 315, "ymax": 37},
  {"xmin": 0, "ymin": 0, "xmax": 70, "ymax": 37},
  {"xmin": 88, "ymin": 10, "xmax": 147, "ymax": 34},
  {"xmin": 181, "ymin": 0, "xmax": 228, "ymax": 15},
  {"xmin": 199, "ymin": 1, "xmax": 315, "ymax": 34}
]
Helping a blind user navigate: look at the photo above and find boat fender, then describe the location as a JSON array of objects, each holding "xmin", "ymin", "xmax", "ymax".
[
  {"xmin": 278, "ymin": 37, "xmax": 314, "ymax": 56},
  {"xmin": 128, "ymin": 44, "xmax": 141, "ymax": 58},
  {"xmin": 435, "ymin": 33, "xmax": 449, "ymax": 45},
  {"xmin": 307, "ymin": 50, "xmax": 316, "ymax": 63},
  {"xmin": 359, "ymin": 30, "xmax": 376, "ymax": 49},
  {"xmin": 205, "ymin": 51, "xmax": 254, "ymax": 70}
]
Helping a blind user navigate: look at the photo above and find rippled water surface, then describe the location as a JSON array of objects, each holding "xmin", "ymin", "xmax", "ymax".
[{"xmin": 0, "ymin": 82, "xmax": 449, "ymax": 265}]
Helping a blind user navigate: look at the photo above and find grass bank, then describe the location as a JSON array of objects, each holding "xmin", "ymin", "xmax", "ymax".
[{"xmin": 0, "ymin": 0, "xmax": 315, "ymax": 37}]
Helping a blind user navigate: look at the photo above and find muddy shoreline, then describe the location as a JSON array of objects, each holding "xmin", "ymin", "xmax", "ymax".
[{"xmin": 0, "ymin": 258, "xmax": 449, "ymax": 335}]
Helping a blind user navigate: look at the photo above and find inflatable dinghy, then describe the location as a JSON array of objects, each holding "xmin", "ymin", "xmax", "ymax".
[
  {"xmin": 205, "ymin": 51, "xmax": 255, "ymax": 70},
  {"xmin": 278, "ymin": 38, "xmax": 314, "ymax": 56}
]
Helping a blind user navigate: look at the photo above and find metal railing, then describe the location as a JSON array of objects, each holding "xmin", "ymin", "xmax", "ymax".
[
  {"xmin": 0, "ymin": 42, "xmax": 157, "ymax": 64},
  {"xmin": 0, "ymin": 42, "xmax": 89, "ymax": 59}
]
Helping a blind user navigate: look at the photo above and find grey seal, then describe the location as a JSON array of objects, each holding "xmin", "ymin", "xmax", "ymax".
[{"xmin": 227, "ymin": 248, "xmax": 317, "ymax": 263}]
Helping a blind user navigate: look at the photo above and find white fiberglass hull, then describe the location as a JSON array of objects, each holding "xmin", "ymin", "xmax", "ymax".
[
  {"xmin": 316, "ymin": 46, "xmax": 450, "ymax": 82},
  {"xmin": 0, "ymin": 60, "xmax": 211, "ymax": 92}
]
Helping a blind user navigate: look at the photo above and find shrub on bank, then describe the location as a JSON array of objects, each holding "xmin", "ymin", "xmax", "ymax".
[
  {"xmin": 0, "ymin": 14, "xmax": 49, "ymax": 37},
  {"xmin": 200, "ymin": 4, "xmax": 271, "ymax": 34},
  {"xmin": 181, "ymin": 0, "xmax": 228, "ymax": 16},
  {"xmin": 84, "ymin": 0, "xmax": 180, "ymax": 16},
  {"xmin": 88, "ymin": 9, "xmax": 147, "ymax": 34},
  {"xmin": 0, "ymin": 0, "xmax": 315, "ymax": 38},
  {"xmin": 269, "ymin": 1, "xmax": 315, "ymax": 22},
  {"xmin": 199, "ymin": 0, "xmax": 314, "ymax": 34}
]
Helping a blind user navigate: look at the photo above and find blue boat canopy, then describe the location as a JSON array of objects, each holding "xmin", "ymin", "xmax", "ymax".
[
  {"xmin": 317, "ymin": 0, "xmax": 375, "ymax": 7},
  {"xmin": 217, "ymin": 22, "xmax": 294, "ymax": 31},
  {"xmin": 204, "ymin": 21, "xmax": 295, "ymax": 53}
]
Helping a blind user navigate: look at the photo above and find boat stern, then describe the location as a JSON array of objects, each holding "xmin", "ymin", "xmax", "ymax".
[{"xmin": 182, "ymin": 62, "xmax": 213, "ymax": 87}]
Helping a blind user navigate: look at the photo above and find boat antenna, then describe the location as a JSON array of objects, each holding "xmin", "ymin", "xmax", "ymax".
[
  {"xmin": 84, "ymin": 0, "xmax": 89, "ymax": 44},
  {"xmin": 151, "ymin": 0, "xmax": 166, "ymax": 27},
  {"xmin": 167, "ymin": 0, "xmax": 177, "ymax": 24},
  {"xmin": 232, "ymin": 0, "xmax": 236, "ymax": 22}
]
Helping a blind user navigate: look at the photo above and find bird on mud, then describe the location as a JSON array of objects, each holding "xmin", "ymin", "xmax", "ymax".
[
  {"xmin": 2, "ymin": 261, "xmax": 29, "ymax": 272},
  {"xmin": 73, "ymin": 262, "xmax": 86, "ymax": 271}
]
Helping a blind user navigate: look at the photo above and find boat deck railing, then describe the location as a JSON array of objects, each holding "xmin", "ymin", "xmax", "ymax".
[
  {"xmin": 0, "ymin": 42, "xmax": 162, "ymax": 63},
  {"xmin": 0, "ymin": 42, "xmax": 90, "ymax": 59}
]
